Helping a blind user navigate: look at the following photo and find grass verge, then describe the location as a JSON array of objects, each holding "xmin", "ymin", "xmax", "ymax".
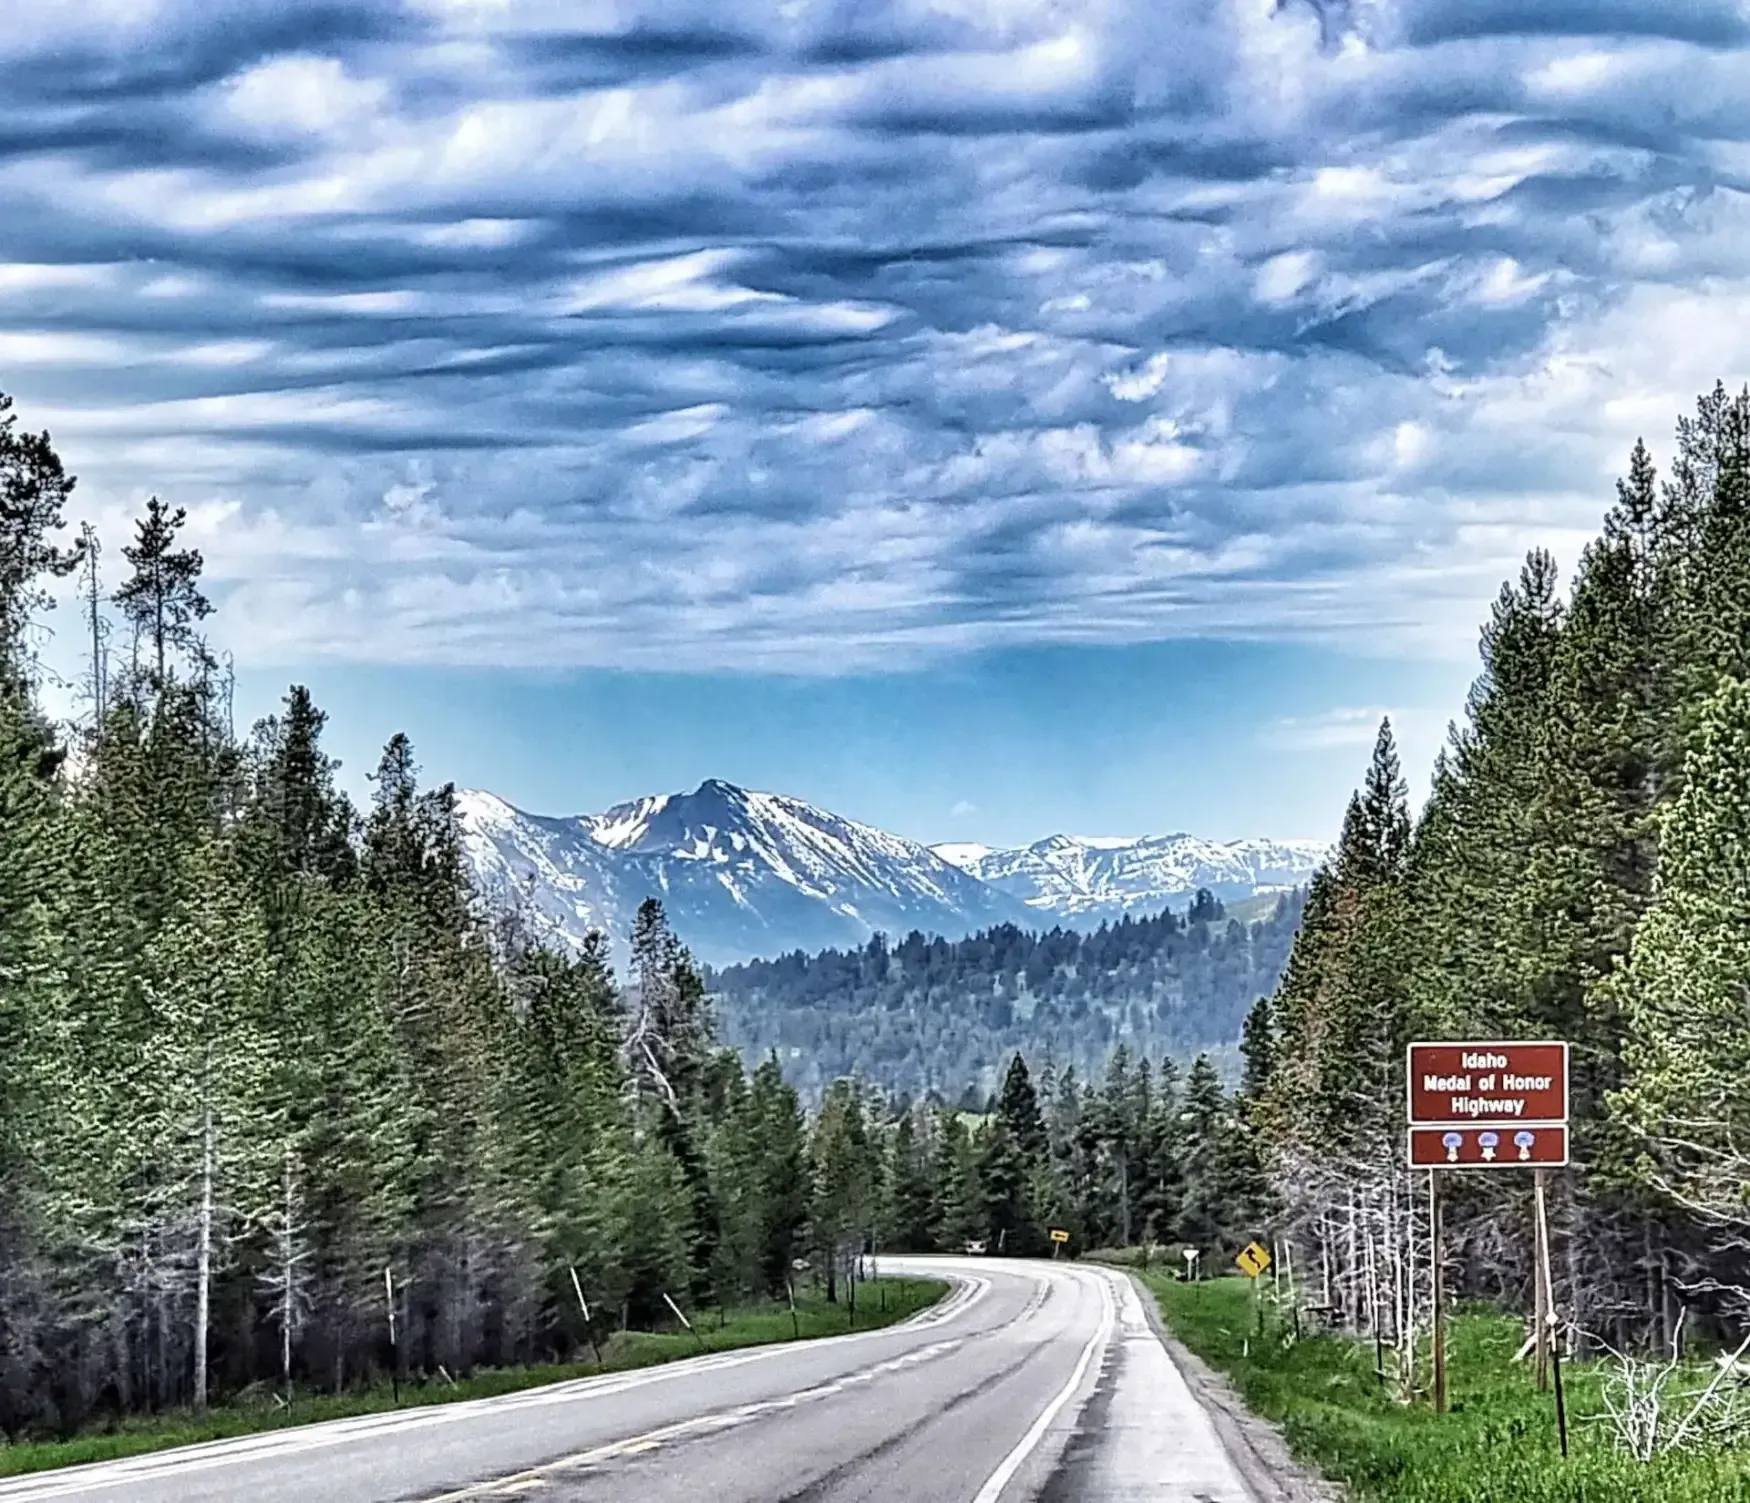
[
  {"xmin": 0, "ymin": 1277, "xmax": 946, "ymax": 1479},
  {"xmin": 1143, "ymin": 1274, "xmax": 1750, "ymax": 1502}
]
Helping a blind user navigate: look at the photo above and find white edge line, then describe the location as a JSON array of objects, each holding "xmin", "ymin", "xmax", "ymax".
[
  {"xmin": 969, "ymin": 1271, "xmax": 1113, "ymax": 1503},
  {"xmin": 0, "ymin": 1274, "xmax": 989, "ymax": 1501}
]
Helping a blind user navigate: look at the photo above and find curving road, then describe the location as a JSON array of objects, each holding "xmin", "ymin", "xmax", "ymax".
[{"xmin": 0, "ymin": 1259, "xmax": 1256, "ymax": 1503}]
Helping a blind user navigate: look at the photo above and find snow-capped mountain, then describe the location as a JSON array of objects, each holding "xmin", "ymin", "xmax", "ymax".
[
  {"xmin": 457, "ymin": 779, "xmax": 1036, "ymax": 968},
  {"xmin": 456, "ymin": 778, "xmax": 1328, "ymax": 967},
  {"xmin": 930, "ymin": 832, "xmax": 1330, "ymax": 926}
]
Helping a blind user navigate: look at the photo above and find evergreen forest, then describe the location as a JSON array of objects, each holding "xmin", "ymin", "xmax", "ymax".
[
  {"xmin": 0, "ymin": 391, "xmax": 1261, "ymax": 1444},
  {"xmin": 706, "ymin": 890, "xmax": 1304, "ymax": 1100},
  {"xmin": 1246, "ymin": 381, "xmax": 1750, "ymax": 1374},
  {"xmin": 13, "ymin": 375, "xmax": 1750, "ymax": 1455}
]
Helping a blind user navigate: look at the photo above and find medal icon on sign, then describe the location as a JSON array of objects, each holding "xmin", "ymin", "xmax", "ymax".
[
  {"xmin": 1479, "ymin": 1131, "xmax": 1499, "ymax": 1162},
  {"xmin": 1442, "ymin": 1131, "xmax": 1462, "ymax": 1163},
  {"xmin": 1515, "ymin": 1130, "xmax": 1535, "ymax": 1162}
]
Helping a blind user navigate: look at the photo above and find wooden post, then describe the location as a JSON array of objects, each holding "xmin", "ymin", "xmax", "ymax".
[
  {"xmin": 1373, "ymin": 1287, "xmax": 1386, "ymax": 1389},
  {"xmin": 663, "ymin": 1292, "xmax": 706, "ymax": 1353},
  {"xmin": 1366, "ymin": 1221, "xmax": 1384, "ymax": 1388},
  {"xmin": 384, "ymin": 1268, "xmax": 399, "ymax": 1403},
  {"xmin": 1430, "ymin": 1170, "xmax": 1446, "ymax": 1415},
  {"xmin": 570, "ymin": 1266, "xmax": 604, "ymax": 1365},
  {"xmin": 1534, "ymin": 1171, "xmax": 1569, "ymax": 1458},
  {"xmin": 1285, "ymin": 1239, "xmax": 1301, "ymax": 1341}
]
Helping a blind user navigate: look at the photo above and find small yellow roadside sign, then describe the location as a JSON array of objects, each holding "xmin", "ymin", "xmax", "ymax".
[
  {"xmin": 1235, "ymin": 1241, "xmax": 1271, "ymax": 1278},
  {"xmin": 1049, "ymin": 1228, "xmax": 1070, "ymax": 1243}
]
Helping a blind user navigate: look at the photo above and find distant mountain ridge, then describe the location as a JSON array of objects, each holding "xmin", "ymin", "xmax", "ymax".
[
  {"xmin": 457, "ymin": 779, "xmax": 1035, "ymax": 968},
  {"xmin": 456, "ymin": 779, "xmax": 1328, "ymax": 966},
  {"xmin": 932, "ymin": 832, "xmax": 1329, "ymax": 928}
]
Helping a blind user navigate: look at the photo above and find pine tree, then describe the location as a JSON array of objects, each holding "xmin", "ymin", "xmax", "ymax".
[
  {"xmin": 1177, "ymin": 1055, "xmax": 1231, "ymax": 1249},
  {"xmin": 995, "ymin": 1054, "xmax": 1047, "ymax": 1162},
  {"xmin": 928, "ymin": 1109, "xmax": 983, "ymax": 1252},
  {"xmin": 0, "ymin": 390, "xmax": 84, "ymax": 672},
  {"xmin": 977, "ymin": 1118, "xmax": 1037, "ymax": 1256},
  {"xmin": 1238, "ymin": 997, "xmax": 1274, "ymax": 1113},
  {"xmin": 1611, "ymin": 677, "xmax": 1750, "ymax": 1233},
  {"xmin": 0, "ymin": 682, "xmax": 70, "ymax": 1436},
  {"xmin": 134, "ymin": 832, "xmax": 276, "ymax": 1409},
  {"xmin": 810, "ymin": 1080, "xmax": 876, "ymax": 1301},
  {"xmin": 112, "ymin": 497, "xmax": 213, "ymax": 691},
  {"xmin": 885, "ymin": 1108, "xmax": 935, "ymax": 1252},
  {"xmin": 1135, "ymin": 1057, "xmax": 1183, "ymax": 1247},
  {"xmin": 745, "ymin": 1058, "xmax": 810, "ymax": 1295},
  {"xmin": 624, "ymin": 899, "xmax": 712, "ymax": 1112}
]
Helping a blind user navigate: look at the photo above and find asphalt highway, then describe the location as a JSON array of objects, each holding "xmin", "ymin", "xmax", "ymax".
[{"xmin": 0, "ymin": 1258, "xmax": 1256, "ymax": 1503}]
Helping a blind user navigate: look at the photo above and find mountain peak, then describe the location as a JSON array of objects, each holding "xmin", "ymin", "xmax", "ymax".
[
  {"xmin": 693, "ymin": 776, "xmax": 748, "ymax": 801},
  {"xmin": 461, "ymin": 778, "xmax": 1036, "ymax": 966},
  {"xmin": 457, "ymin": 782, "xmax": 1328, "ymax": 967}
]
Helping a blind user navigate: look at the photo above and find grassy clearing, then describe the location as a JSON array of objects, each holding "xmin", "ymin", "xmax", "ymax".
[
  {"xmin": 1144, "ymin": 1274, "xmax": 1750, "ymax": 1502},
  {"xmin": 0, "ymin": 1277, "xmax": 945, "ymax": 1479}
]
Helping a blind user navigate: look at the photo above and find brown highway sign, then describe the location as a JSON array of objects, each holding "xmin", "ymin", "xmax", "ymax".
[
  {"xmin": 1407, "ymin": 1040, "xmax": 1568, "ymax": 1127},
  {"xmin": 1408, "ymin": 1039, "xmax": 1569, "ymax": 1171},
  {"xmin": 1409, "ymin": 1123, "xmax": 1569, "ymax": 1168}
]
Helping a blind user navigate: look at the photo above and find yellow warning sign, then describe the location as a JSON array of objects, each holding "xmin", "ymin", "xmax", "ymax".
[
  {"xmin": 1049, "ymin": 1228, "xmax": 1070, "ymax": 1244},
  {"xmin": 1235, "ymin": 1241, "xmax": 1271, "ymax": 1278}
]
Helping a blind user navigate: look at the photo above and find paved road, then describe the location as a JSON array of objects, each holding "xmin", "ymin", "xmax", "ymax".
[{"xmin": 0, "ymin": 1259, "xmax": 1255, "ymax": 1503}]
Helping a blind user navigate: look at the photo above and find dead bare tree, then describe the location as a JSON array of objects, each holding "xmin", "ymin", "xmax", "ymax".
[{"xmin": 258, "ymin": 1146, "xmax": 313, "ymax": 1406}]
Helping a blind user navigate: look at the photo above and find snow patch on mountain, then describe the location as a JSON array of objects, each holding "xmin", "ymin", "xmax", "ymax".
[
  {"xmin": 930, "ymin": 841, "xmax": 995, "ymax": 868},
  {"xmin": 457, "ymin": 778, "xmax": 1329, "ymax": 967},
  {"xmin": 458, "ymin": 779, "xmax": 1035, "ymax": 967},
  {"xmin": 932, "ymin": 831, "xmax": 1329, "ymax": 924}
]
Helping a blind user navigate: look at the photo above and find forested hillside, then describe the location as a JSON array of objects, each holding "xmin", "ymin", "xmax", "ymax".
[
  {"xmin": 706, "ymin": 889, "xmax": 1304, "ymax": 1099},
  {"xmin": 0, "ymin": 390, "xmax": 1262, "ymax": 1445},
  {"xmin": 1246, "ymin": 381, "xmax": 1750, "ymax": 1366}
]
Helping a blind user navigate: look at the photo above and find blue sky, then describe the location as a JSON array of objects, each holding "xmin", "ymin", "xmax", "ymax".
[{"xmin": 7, "ymin": 0, "xmax": 1748, "ymax": 845}]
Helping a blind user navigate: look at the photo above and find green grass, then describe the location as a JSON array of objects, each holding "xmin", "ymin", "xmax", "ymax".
[
  {"xmin": 0, "ymin": 1278, "xmax": 946, "ymax": 1479},
  {"xmin": 1144, "ymin": 1274, "xmax": 1750, "ymax": 1502}
]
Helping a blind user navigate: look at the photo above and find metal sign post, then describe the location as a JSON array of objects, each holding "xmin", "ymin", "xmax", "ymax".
[
  {"xmin": 1429, "ymin": 1170, "xmax": 1445, "ymax": 1414},
  {"xmin": 1534, "ymin": 1170, "xmax": 1569, "ymax": 1457}
]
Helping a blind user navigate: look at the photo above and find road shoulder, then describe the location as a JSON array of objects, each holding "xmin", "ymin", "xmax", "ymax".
[{"xmin": 1122, "ymin": 1273, "xmax": 1342, "ymax": 1503}]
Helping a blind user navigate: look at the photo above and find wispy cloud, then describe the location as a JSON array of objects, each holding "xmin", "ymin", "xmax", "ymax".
[
  {"xmin": 4, "ymin": 0, "xmax": 1745, "ymax": 674},
  {"xmin": 1261, "ymin": 707, "xmax": 1396, "ymax": 752},
  {"xmin": 950, "ymin": 799, "xmax": 978, "ymax": 818}
]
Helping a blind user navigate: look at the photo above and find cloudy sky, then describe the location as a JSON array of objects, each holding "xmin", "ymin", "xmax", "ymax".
[{"xmin": 4, "ymin": 0, "xmax": 1746, "ymax": 844}]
